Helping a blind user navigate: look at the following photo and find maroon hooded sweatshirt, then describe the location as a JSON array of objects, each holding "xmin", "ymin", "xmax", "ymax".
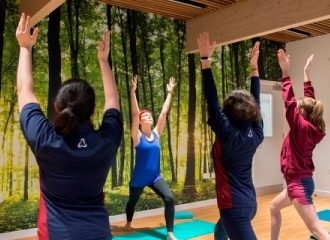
[{"xmin": 281, "ymin": 76, "xmax": 325, "ymax": 181}]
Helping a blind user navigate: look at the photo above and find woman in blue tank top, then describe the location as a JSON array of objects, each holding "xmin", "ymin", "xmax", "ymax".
[{"xmin": 125, "ymin": 75, "xmax": 177, "ymax": 240}]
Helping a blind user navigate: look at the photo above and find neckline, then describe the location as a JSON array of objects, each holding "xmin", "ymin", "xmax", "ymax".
[{"xmin": 143, "ymin": 132, "xmax": 155, "ymax": 142}]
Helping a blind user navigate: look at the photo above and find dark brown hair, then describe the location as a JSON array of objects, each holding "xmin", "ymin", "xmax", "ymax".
[
  {"xmin": 223, "ymin": 89, "xmax": 261, "ymax": 123},
  {"xmin": 54, "ymin": 78, "xmax": 95, "ymax": 135}
]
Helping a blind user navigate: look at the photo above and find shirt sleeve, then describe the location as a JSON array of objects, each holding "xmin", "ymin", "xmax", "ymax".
[
  {"xmin": 304, "ymin": 81, "xmax": 315, "ymax": 99},
  {"xmin": 250, "ymin": 76, "xmax": 263, "ymax": 141},
  {"xmin": 98, "ymin": 108, "xmax": 123, "ymax": 147},
  {"xmin": 282, "ymin": 76, "xmax": 306, "ymax": 131},
  {"xmin": 20, "ymin": 103, "xmax": 53, "ymax": 154},
  {"xmin": 202, "ymin": 68, "xmax": 232, "ymax": 138},
  {"xmin": 250, "ymin": 76, "xmax": 260, "ymax": 106}
]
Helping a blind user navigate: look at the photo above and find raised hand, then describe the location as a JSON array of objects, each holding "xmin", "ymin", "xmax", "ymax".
[
  {"xmin": 130, "ymin": 75, "xmax": 138, "ymax": 94},
  {"xmin": 97, "ymin": 31, "xmax": 110, "ymax": 62},
  {"xmin": 277, "ymin": 49, "xmax": 290, "ymax": 76},
  {"xmin": 250, "ymin": 41, "xmax": 260, "ymax": 70},
  {"xmin": 16, "ymin": 13, "xmax": 39, "ymax": 49},
  {"xmin": 304, "ymin": 54, "xmax": 314, "ymax": 72},
  {"xmin": 167, "ymin": 77, "xmax": 177, "ymax": 94},
  {"xmin": 197, "ymin": 32, "xmax": 216, "ymax": 58}
]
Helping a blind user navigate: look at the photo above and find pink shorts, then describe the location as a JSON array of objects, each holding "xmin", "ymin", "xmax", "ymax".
[{"xmin": 286, "ymin": 177, "xmax": 314, "ymax": 205}]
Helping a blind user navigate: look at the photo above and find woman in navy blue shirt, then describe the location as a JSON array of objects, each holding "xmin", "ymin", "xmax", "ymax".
[
  {"xmin": 197, "ymin": 32, "xmax": 264, "ymax": 240},
  {"xmin": 16, "ymin": 14, "xmax": 122, "ymax": 240},
  {"xmin": 125, "ymin": 75, "xmax": 177, "ymax": 240}
]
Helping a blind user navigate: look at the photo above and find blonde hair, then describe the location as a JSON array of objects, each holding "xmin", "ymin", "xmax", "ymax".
[{"xmin": 297, "ymin": 97, "xmax": 325, "ymax": 133}]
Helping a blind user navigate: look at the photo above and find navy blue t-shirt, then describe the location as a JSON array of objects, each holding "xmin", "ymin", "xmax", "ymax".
[
  {"xmin": 202, "ymin": 69, "xmax": 264, "ymax": 209},
  {"xmin": 20, "ymin": 103, "xmax": 123, "ymax": 240}
]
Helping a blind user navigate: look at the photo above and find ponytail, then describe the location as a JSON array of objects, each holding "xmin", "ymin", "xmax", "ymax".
[
  {"xmin": 310, "ymin": 100, "xmax": 326, "ymax": 134},
  {"xmin": 55, "ymin": 106, "xmax": 79, "ymax": 135},
  {"xmin": 54, "ymin": 78, "xmax": 95, "ymax": 135}
]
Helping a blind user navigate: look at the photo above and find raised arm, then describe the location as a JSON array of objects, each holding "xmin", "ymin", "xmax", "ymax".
[
  {"xmin": 303, "ymin": 54, "xmax": 315, "ymax": 99},
  {"xmin": 197, "ymin": 32, "xmax": 232, "ymax": 137},
  {"xmin": 197, "ymin": 32, "xmax": 218, "ymax": 104},
  {"xmin": 16, "ymin": 13, "xmax": 39, "ymax": 112},
  {"xmin": 250, "ymin": 41, "xmax": 261, "ymax": 106},
  {"xmin": 130, "ymin": 75, "xmax": 140, "ymax": 146},
  {"xmin": 278, "ymin": 49, "xmax": 295, "ymax": 108},
  {"xmin": 97, "ymin": 31, "xmax": 120, "ymax": 111},
  {"xmin": 154, "ymin": 77, "xmax": 176, "ymax": 137},
  {"xmin": 278, "ymin": 49, "xmax": 305, "ymax": 130}
]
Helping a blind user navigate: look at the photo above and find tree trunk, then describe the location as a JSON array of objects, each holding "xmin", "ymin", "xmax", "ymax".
[
  {"xmin": 229, "ymin": 45, "xmax": 234, "ymax": 91},
  {"xmin": 47, "ymin": 6, "xmax": 62, "ymax": 122},
  {"xmin": 233, "ymin": 43, "xmax": 240, "ymax": 88},
  {"xmin": 184, "ymin": 53, "xmax": 196, "ymax": 192},
  {"xmin": 127, "ymin": 10, "xmax": 138, "ymax": 76},
  {"xmin": 118, "ymin": 9, "xmax": 134, "ymax": 178},
  {"xmin": 106, "ymin": 5, "xmax": 119, "ymax": 189},
  {"xmin": 0, "ymin": 0, "xmax": 6, "ymax": 94},
  {"xmin": 66, "ymin": 0, "xmax": 80, "ymax": 77},
  {"xmin": 174, "ymin": 20, "xmax": 184, "ymax": 181},
  {"xmin": 240, "ymin": 42, "xmax": 247, "ymax": 87},
  {"xmin": 201, "ymin": 81, "xmax": 208, "ymax": 180},
  {"xmin": 1, "ymin": 96, "xmax": 16, "ymax": 149},
  {"xmin": 8, "ymin": 103, "xmax": 14, "ymax": 196},
  {"xmin": 23, "ymin": 143, "xmax": 29, "ymax": 201},
  {"xmin": 139, "ymin": 13, "xmax": 155, "ymax": 117},
  {"xmin": 158, "ymin": 19, "xmax": 175, "ymax": 182}
]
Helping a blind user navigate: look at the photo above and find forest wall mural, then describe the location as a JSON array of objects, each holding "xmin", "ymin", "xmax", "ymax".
[{"xmin": 0, "ymin": 0, "xmax": 283, "ymax": 233}]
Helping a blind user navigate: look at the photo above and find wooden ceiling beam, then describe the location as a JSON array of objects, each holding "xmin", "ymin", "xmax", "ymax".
[
  {"xmin": 186, "ymin": 0, "xmax": 330, "ymax": 52},
  {"xmin": 20, "ymin": 0, "xmax": 65, "ymax": 27}
]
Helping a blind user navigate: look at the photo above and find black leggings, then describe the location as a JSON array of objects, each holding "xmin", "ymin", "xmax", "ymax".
[{"xmin": 126, "ymin": 178, "xmax": 175, "ymax": 232}]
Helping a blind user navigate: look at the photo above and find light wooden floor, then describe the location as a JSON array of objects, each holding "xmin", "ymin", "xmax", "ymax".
[
  {"xmin": 111, "ymin": 193, "xmax": 330, "ymax": 240},
  {"xmin": 17, "ymin": 193, "xmax": 330, "ymax": 240}
]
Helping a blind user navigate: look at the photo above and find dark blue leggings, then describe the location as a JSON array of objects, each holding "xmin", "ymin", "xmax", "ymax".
[
  {"xmin": 215, "ymin": 207, "xmax": 257, "ymax": 240},
  {"xmin": 126, "ymin": 178, "xmax": 175, "ymax": 232}
]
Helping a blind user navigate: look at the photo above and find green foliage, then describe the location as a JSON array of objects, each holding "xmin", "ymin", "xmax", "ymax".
[
  {"xmin": 0, "ymin": 195, "xmax": 39, "ymax": 232},
  {"xmin": 0, "ymin": 2, "xmax": 281, "ymax": 233}
]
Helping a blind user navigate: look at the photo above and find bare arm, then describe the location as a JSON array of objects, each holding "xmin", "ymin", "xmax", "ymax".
[
  {"xmin": 249, "ymin": 41, "xmax": 261, "ymax": 106},
  {"xmin": 98, "ymin": 31, "xmax": 120, "ymax": 111},
  {"xmin": 154, "ymin": 77, "xmax": 176, "ymax": 137},
  {"xmin": 250, "ymin": 41, "xmax": 260, "ymax": 78},
  {"xmin": 16, "ymin": 14, "xmax": 39, "ymax": 112},
  {"xmin": 130, "ymin": 75, "xmax": 140, "ymax": 146},
  {"xmin": 304, "ymin": 54, "xmax": 313, "ymax": 83},
  {"xmin": 303, "ymin": 54, "xmax": 315, "ymax": 98}
]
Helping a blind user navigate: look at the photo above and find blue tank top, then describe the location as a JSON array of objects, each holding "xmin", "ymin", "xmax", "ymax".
[{"xmin": 130, "ymin": 131, "xmax": 162, "ymax": 187}]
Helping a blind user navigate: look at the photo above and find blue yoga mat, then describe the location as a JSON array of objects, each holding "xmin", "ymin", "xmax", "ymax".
[
  {"xmin": 113, "ymin": 219, "xmax": 215, "ymax": 240},
  {"xmin": 317, "ymin": 209, "xmax": 330, "ymax": 222},
  {"xmin": 174, "ymin": 211, "xmax": 194, "ymax": 219}
]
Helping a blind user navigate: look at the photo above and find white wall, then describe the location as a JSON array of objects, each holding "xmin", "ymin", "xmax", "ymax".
[
  {"xmin": 286, "ymin": 34, "xmax": 330, "ymax": 196},
  {"xmin": 253, "ymin": 81, "xmax": 284, "ymax": 194}
]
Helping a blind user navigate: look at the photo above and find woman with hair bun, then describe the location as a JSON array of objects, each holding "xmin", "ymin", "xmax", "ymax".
[{"xmin": 16, "ymin": 13, "xmax": 122, "ymax": 239}]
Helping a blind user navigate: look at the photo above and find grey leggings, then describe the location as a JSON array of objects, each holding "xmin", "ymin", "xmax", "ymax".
[{"xmin": 126, "ymin": 178, "xmax": 175, "ymax": 232}]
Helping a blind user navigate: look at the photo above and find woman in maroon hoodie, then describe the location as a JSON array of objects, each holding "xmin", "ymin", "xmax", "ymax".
[{"xmin": 270, "ymin": 51, "xmax": 329, "ymax": 240}]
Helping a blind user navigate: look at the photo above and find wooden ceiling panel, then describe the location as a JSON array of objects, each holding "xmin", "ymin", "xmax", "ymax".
[
  {"xmin": 98, "ymin": 0, "xmax": 238, "ymax": 20},
  {"xmin": 21, "ymin": 0, "xmax": 330, "ymax": 44},
  {"xmin": 99, "ymin": 0, "xmax": 330, "ymax": 44}
]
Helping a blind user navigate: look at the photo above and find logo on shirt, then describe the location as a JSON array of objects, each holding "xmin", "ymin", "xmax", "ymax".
[
  {"xmin": 77, "ymin": 138, "xmax": 88, "ymax": 148},
  {"xmin": 248, "ymin": 129, "xmax": 253, "ymax": 138}
]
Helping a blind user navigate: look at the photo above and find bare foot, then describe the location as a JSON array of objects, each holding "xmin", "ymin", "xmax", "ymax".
[
  {"xmin": 124, "ymin": 222, "xmax": 133, "ymax": 231},
  {"xmin": 167, "ymin": 232, "xmax": 177, "ymax": 240}
]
